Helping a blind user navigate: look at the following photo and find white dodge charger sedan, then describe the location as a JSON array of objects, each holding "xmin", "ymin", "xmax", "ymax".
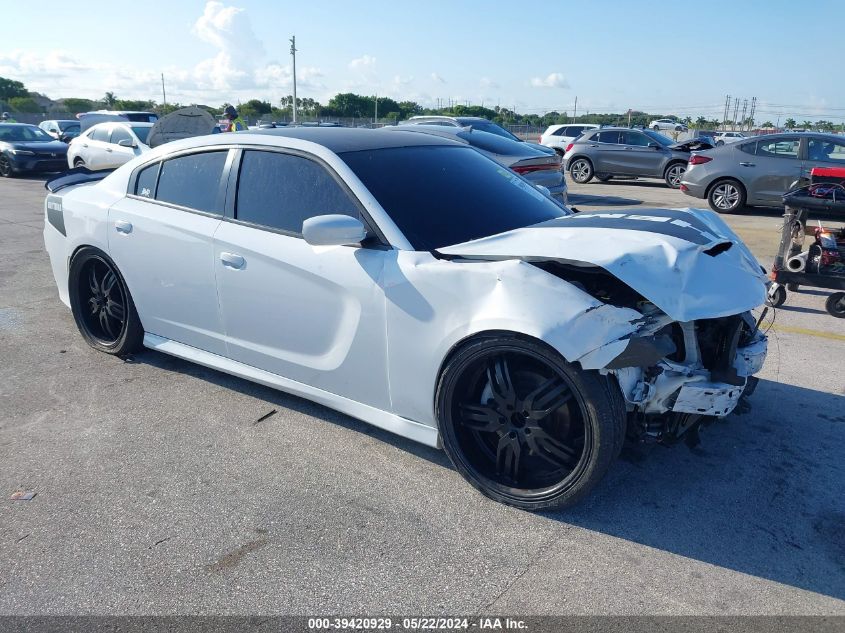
[{"xmin": 43, "ymin": 128, "xmax": 768, "ymax": 510}]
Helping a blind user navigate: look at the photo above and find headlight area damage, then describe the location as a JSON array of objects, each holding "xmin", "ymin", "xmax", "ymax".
[{"xmin": 437, "ymin": 207, "xmax": 769, "ymax": 446}]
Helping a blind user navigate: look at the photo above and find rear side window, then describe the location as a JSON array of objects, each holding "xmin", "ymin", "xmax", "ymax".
[
  {"xmin": 155, "ymin": 151, "xmax": 228, "ymax": 214},
  {"xmin": 236, "ymin": 150, "xmax": 360, "ymax": 235},
  {"xmin": 565, "ymin": 126, "xmax": 585, "ymax": 137},
  {"xmin": 134, "ymin": 162, "xmax": 159, "ymax": 198},
  {"xmin": 738, "ymin": 141, "xmax": 756, "ymax": 155},
  {"xmin": 598, "ymin": 131, "xmax": 621, "ymax": 144}
]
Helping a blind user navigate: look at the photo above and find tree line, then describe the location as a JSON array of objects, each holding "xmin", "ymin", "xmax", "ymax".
[{"xmin": 1, "ymin": 75, "xmax": 842, "ymax": 131}]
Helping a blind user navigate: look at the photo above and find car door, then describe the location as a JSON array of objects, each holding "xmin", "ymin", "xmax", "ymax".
[
  {"xmin": 107, "ymin": 149, "xmax": 232, "ymax": 355},
  {"xmin": 742, "ymin": 136, "xmax": 803, "ymax": 203},
  {"xmin": 618, "ymin": 130, "xmax": 665, "ymax": 176},
  {"xmin": 212, "ymin": 148, "xmax": 392, "ymax": 410},
  {"xmin": 591, "ymin": 130, "xmax": 625, "ymax": 172},
  {"xmin": 84, "ymin": 125, "xmax": 112, "ymax": 169}
]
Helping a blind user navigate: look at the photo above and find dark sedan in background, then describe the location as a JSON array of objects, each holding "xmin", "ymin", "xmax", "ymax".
[
  {"xmin": 0, "ymin": 124, "xmax": 68, "ymax": 177},
  {"xmin": 681, "ymin": 132, "xmax": 845, "ymax": 212}
]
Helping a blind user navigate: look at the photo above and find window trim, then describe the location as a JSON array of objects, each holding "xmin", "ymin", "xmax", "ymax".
[
  {"xmin": 125, "ymin": 147, "xmax": 234, "ymax": 217},
  {"xmin": 225, "ymin": 145, "xmax": 388, "ymax": 246}
]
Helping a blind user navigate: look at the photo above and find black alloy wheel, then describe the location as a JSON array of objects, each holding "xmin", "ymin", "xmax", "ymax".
[
  {"xmin": 437, "ymin": 336, "xmax": 622, "ymax": 510},
  {"xmin": 69, "ymin": 248, "xmax": 143, "ymax": 355},
  {"xmin": 825, "ymin": 292, "xmax": 845, "ymax": 318},
  {"xmin": 0, "ymin": 155, "xmax": 13, "ymax": 178}
]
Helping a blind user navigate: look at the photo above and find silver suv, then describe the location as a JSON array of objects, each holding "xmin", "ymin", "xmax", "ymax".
[{"xmin": 563, "ymin": 127, "xmax": 693, "ymax": 188}]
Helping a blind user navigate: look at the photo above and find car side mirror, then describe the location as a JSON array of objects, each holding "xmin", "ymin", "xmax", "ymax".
[
  {"xmin": 648, "ymin": 142, "xmax": 660, "ymax": 149},
  {"xmin": 535, "ymin": 184, "xmax": 551, "ymax": 196},
  {"xmin": 118, "ymin": 139, "xmax": 136, "ymax": 148},
  {"xmin": 302, "ymin": 214, "xmax": 367, "ymax": 247}
]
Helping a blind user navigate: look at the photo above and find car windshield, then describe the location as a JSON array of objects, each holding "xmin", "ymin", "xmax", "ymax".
[
  {"xmin": 58, "ymin": 121, "xmax": 79, "ymax": 131},
  {"xmin": 131, "ymin": 126, "xmax": 151, "ymax": 144},
  {"xmin": 458, "ymin": 119, "xmax": 521, "ymax": 142},
  {"xmin": 0, "ymin": 125, "xmax": 55, "ymax": 142},
  {"xmin": 340, "ymin": 145, "xmax": 567, "ymax": 251},
  {"xmin": 644, "ymin": 129, "xmax": 674, "ymax": 146}
]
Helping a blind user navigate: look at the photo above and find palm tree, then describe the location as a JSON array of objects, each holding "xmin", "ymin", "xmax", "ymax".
[
  {"xmin": 761, "ymin": 121, "xmax": 774, "ymax": 129},
  {"xmin": 802, "ymin": 120, "xmax": 813, "ymax": 130},
  {"xmin": 103, "ymin": 92, "xmax": 117, "ymax": 108},
  {"xmin": 784, "ymin": 118, "xmax": 796, "ymax": 130},
  {"xmin": 695, "ymin": 116, "xmax": 707, "ymax": 129}
]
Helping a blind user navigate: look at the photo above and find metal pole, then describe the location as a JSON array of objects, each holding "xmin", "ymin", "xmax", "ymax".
[
  {"xmin": 723, "ymin": 94, "xmax": 731, "ymax": 131},
  {"xmin": 161, "ymin": 73, "xmax": 166, "ymax": 108},
  {"xmin": 374, "ymin": 94, "xmax": 378, "ymax": 125},
  {"xmin": 732, "ymin": 98, "xmax": 740, "ymax": 131},
  {"xmin": 573, "ymin": 96, "xmax": 578, "ymax": 121},
  {"xmin": 740, "ymin": 99, "xmax": 748, "ymax": 131},
  {"xmin": 290, "ymin": 36, "xmax": 297, "ymax": 123}
]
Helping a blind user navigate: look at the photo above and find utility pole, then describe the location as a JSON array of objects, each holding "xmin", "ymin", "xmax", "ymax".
[
  {"xmin": 723, "ymin": 94, "xmax": 731, "ymax": 131},
  {"xmin": 740, "ymin": 99, "xmax": 748, "ymax": 131},
  {"xmin": 627, "ymin": 108, "xmax": 632, "ymax": 127},
  {"xmin": 161, "ymin": 73, "xmax": 167, "ymax": 108},
  {"xmin": 731, "ymin": 98, "xmax": 740, "ymax": 131},
  {"xmin": 573, "ymin": 96, "xmax": 578, "ymax": 122},
  {"xmin": 290, "ymin": 35, "xmax": 297, "ymax": 123},
  {"xmin": 749, "ymin": 96, "xmax": 757, "ymax": 130},
  {"xmin": 374, "ymin": 94, "xmax": 378, "ymax": 124}
]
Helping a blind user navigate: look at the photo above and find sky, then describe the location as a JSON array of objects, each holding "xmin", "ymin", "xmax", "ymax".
[{"xmin": 3, "ymin": 0, "xmax": 845, "ymax": 122}]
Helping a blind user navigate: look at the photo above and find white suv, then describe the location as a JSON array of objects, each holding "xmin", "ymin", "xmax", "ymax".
[
  {"xmin": 713, "ymin": 131, "xmax": 747, "ymax": 146},
  {"xmin": 539, "ymin": 124, "xmax": 599, "ymax": 153},
  {"xmin": 649, "ymin": 118, "xmax": 688, "ymax": 132}
]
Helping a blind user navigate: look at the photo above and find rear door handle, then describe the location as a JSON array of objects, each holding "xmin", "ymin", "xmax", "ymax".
[
  {"xmin": 105, "ymin": 148, "xmax": 113, "ymax": 153},
  {"xmin": 82, "ymin": 144, "xmax": 88, "ymax": 148},
  {"xmin": 114, "ymin": 220, "xmax": 132, "ymax": 234},
  {"xmin": 589, "ymin": 144, "xmax": 599, "ymax": 148},
  {"xmin": 739, "ymin": 162, "xmax": 755, "ymax": 167},
  {"xmin": 220, "ymin": 252, "xmax": 245, "ymax": 269}
]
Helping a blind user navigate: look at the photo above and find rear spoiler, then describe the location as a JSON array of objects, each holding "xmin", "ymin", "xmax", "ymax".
[{"xmin": 45, "ymin": 167, "xmax": 114, "ymax": 193}]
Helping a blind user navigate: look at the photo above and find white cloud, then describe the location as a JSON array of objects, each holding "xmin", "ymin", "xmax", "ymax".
[
  {"xmin": 0, "ymin": 50, "xmax": 90, "ymax": 81},
  {"xmin": 430, "ymin": 72, "xmax": 446, "ymax": 83},
  {"xmin": 479, "ymin": 77, "xmax": 499, "ymax": 89},
  {"xmin": 349, "ymin": 55, "xmax": 376, "ymax": 70},
  {"xmin": 393, "ymin": 75, "xmax": 414, "ymax": 86},
  {"xmin": 530, "ymin": 72, "xmax": 569, "ymax": 89}
]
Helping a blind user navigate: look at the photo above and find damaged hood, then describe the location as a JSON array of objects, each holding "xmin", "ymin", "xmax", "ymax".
[
  {"xmin": 669, "ymin": 138, "xmax": 715, "ymax": 152},
  {"xmin": 438, "ymin": 208, "xmax": 767, "ymax": 322}
]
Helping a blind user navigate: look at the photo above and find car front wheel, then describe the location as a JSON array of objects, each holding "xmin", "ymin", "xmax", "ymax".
[
  {"xmin": 69, "ymin": 248, "xmax": 144, "ymax": 355},
  {"xmin": 569, "ymin": 158, "xmax": 594, "ymax": 184},
  {"xmin": 664, "ymin": 163, "xmax": 686, "ymax": 188},
  {"xmin": 0, "ymin": 155, "xmax": 14, "ymax": 178},
  {"xmin": 708, "ymin": 179, "xmax": 746, "ymax": 212},
  {"xmin": 436, "ymin": 336, "xmax": 624, "ymax": 511}
]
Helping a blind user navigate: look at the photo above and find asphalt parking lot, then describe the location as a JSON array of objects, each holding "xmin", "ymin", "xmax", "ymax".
[{"xmin": 1, "ymin": 174, "xmax": 843, "ymax": 615}]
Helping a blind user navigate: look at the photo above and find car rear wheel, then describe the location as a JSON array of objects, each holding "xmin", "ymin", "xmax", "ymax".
[
  {"xmin": 436, "ymin": 336, "xmax": 624, "ymax": 511},
  {"xmin": 0, "ymin": 155, "xmax": 14, "ymax": 178},
  {"xmin": 716, "ymin": 140, "xmax": 725, "ymax": 146},
  {"xmin": 708, "ymin": 179, "xmax": 746, "ymax": 213},
  {"xmin": 664, "ymin": 163, "xmax": 686, "ymax": 188},
  {"xmin": 73, "ymin": 158, "xmax": 85, "ymax": 168},
  {"xmin": 69, "ymin": 248, "xmax": 143, "ymax": 355},
  {"xmin": 569, "ymin": 158, "xmax": 593, "ymax": 184},
  {"xmin": 825, "ymin": 292, "xmax": 845, "ymax": 318}
]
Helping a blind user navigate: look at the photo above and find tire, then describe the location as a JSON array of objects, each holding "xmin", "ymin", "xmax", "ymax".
[
  {"xmin": 664, "ymin": 162, "xmax": 686, "ymax": 189},
  {"xmin": 825, "ymin": 292, "xmax": 845, "ymax": 318},
  {"xmin": 595, "ymin": 175, "xmax": 612, "ymax": 182},
  {"xmin": 436, "ymin": 335, "xmax": 624, "ymax": 511},
  {"xmin": 68, "ymin": 247, "xmax": 144, "ymax": 355},
  {"xmin": 553, "ymin": 148, "xmax": 564, "ymax": 157},
  {"xmin": 569, "ymin": 158, "xmax": 594, "ymax": 184},
  {"xmin": 73, "ymin": 157, "xmax": 85, "ymax": 168},
  {"xmin": 0, "ymin": 155, "xmax": 14, "ymax": 178},
  {"xmin": 786, "ymin": 283, "xmax": 800, "ymax": 292},
  {"xmin": 716, "ymin": 140, "xmax": 725, "ymax": 146},
  {"xmin": 707, "ymin": 178, "xmax": 746, "ymax": 213},
  {"xmin": 766, "ymin": 285, "xmax": 787, "ymax": 308},
  {"xmin": 652, "ymin": 125, "xmax": 660, "ymax": 131}
]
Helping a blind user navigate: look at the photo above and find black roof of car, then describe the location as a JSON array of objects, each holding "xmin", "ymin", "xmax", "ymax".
[{"xmin": 252, "ymin": 127, "xmax": 462, "ymax": 152}]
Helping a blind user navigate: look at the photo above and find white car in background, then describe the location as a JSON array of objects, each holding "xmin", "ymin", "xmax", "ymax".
[
  {"xmin": 539, "ymin": 124, "xmax": 599, "ymax": 154},
  {"xmin": 67, "ymin": 122, "xmax": 153, "ymax": 170},
  {"xmin": 42, "ymin": 128, "xmax": 768, "ymax": 511},
  {"xmin": 650, "ymin": 118, "xmax": 688, "ymax": 132},
  {"xmin": 713, "ymin": 131, "xmax": 747, "ymax": 146}
]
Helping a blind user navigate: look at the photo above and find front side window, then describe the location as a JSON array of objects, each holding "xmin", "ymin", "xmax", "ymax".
[
  {"xmin": 236, "ymin": 150, "xmax": 360, "ymax": 234},
  {"xmin": 155, "ymin": 151, "xmax": 228, "ymax": 214},
  {"xmin": 340, "ymin": 145, "xmax": 566, "ymax": 251},
  {"xmin": 757, "ymin": 137, "xmax": 800, "ymax": 159},
  {"xmin": 808, "ymin": 138, "xmax": 845, "ymax": 163},
  {"xmin": 622, "ymin": 131, "xmax": 650, "ymax": 147},
  {"xmin": 110, "ymin": 126, "xmax": 133, "ymax": 145}
]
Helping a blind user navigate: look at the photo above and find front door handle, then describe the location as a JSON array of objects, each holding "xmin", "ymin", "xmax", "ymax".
[
  {"xmin": 220, "ymin": 252, "xmax": 245, "ymax": 269},
  {"xmin": 82, "ymin": 143, "xmax": 88, "ymax": 148},
  {"xmin": 105, "ymin": 148, "xmax": 113, "ymax": 153},
  {"xmin": 739, "ymin": 162, "xmax": 755, "ymax": 167},
  {"xmin": 114, "ymin": 220, "xmax": 132, "ymax": 234}
]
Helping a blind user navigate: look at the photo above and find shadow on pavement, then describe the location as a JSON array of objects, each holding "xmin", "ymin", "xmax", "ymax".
[
  {"xmin": 135, "ymin": 349, "xmax": 845, "ymax": 601},
  {"xmin": 552, "ymin": 378, "xmax": 845, "ymax": 602}
]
